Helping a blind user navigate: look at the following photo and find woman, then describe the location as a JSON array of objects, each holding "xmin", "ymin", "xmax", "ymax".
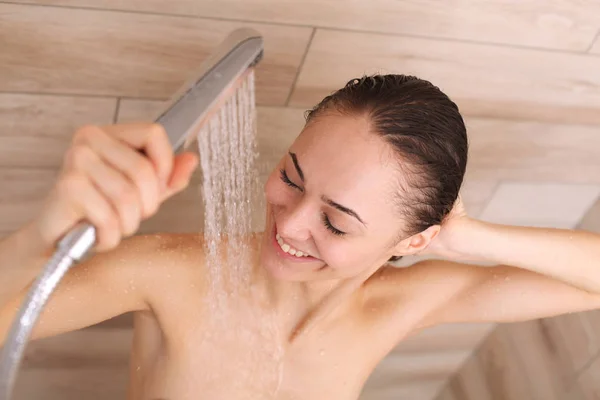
[{"xmin": 1, "ymin": 74, "xmax": 599, "ymax": 399}]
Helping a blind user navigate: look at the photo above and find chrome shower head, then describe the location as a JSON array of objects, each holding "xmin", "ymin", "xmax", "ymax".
[{"xmin": 156, "ymin": 27, "xmax": 264, "ymax": 152}]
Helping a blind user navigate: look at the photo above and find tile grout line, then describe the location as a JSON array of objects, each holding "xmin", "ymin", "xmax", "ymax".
[
  {"xmin": 574, "ymin": 190, "xmax": 600, "ymax": 229},
  {"xmin": 585, "ymin": 29, "xmax": 600, "ymax": 53},
  {"xmin": 6, "ymin": 90, "xmax": 600, "ymax": 128},
  {"xmin": 113, "ymin": 97, "xmax": 121, "ymax": 124},
  {"xmin": 501, "ymin": 324, "xmax": 540, "ymax": 400},
  {"xmin": 430, "ymin": 324, "xmax": 499, "ymax": 400},
  {"xmin": 285, "ymin": 27, "xmax": 316, "ymax": 107},
  {"xmin": 0, "ymin": 90, "xmax": 118, "ymax": 99},
  {"xmin": 0, "ymin": 90, "xmax": 170, "ymax": 101},
  {"xmin": 3, "ymin": 1, "xmax": 600, "ymax": 57},
  {"xmin": 570, "ymin": 347, "xmax": 600, "ymax": 387}
]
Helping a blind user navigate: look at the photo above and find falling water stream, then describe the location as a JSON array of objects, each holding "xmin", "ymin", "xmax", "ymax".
[{"xmin": 196, "ymin": 71, "xmax": 284, "ymax": 397}]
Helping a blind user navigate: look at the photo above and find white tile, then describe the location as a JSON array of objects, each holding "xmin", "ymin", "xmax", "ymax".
[{"xmin": 479, "ymin": 182, "xmax": 600, "ymax": 229}]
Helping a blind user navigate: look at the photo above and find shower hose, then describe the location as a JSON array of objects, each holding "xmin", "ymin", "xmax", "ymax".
[{"xmin": 0, "ymin": 221, "xmax": 97, "ymax": 399}]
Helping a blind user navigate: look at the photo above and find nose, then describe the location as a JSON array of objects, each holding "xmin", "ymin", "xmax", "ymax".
[{"xmin": 276, "ymin": 198, "xmax": 314, "ymax": 242}]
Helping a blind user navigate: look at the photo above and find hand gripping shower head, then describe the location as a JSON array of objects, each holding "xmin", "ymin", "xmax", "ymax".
[{"xmin": 0, "ymin": 28, "xmax": 264, "ymax": 399}]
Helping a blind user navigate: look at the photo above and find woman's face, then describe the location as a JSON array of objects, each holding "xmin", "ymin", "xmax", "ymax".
[{"xmin": 260, "ymin": 112, "xmax": 425, "ymax": 281}]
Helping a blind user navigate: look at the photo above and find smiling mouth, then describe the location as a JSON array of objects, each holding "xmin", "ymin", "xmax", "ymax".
[
  {"xmin": 275, "ymin": 233, "xmax": 311, "ymax": 258},
  {"xmin": 271, "ymin": 226, "xmax": 320, "ymax": 262}
]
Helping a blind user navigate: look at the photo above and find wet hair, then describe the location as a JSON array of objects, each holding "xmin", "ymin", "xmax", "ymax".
[{"xmin": 305, "ymin": 74, "xmax": 468, "ymax": 262}]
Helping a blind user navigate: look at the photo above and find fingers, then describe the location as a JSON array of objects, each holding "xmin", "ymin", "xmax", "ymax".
[
  {"xmin": 55, "ymin": 171, "xmax": 122, "ymax": 252},
  {"xmin": 36, "ymin": 122, "xmax": 200, "ymax": 253},
  {"xmin": 98, "ymin": 123, "xmax": 174, "ymax": 185},
  {"xmin": 161, "ymin": 152, "xmax": 199, "ymax": 200},
  {"xmin": 71, "ymin": 126, "xmax": 162, "ymax": 219}
]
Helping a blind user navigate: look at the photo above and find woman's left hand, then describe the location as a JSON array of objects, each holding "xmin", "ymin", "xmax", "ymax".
[{"xmin": 421, "ymin": 196, "xmax": 478, "ymax": 261}]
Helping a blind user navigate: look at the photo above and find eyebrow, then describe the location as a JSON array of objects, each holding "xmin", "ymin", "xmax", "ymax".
[
  {"xmin": 322, "ymin": 196, "xmax": 366, "ymax": 226},
  {"xmin": 288, "ymin": 152, "xmax": 366, "ymax": 226},
  {"xmin": 289, "ymin": 152, "xmax": 304, "ymax": 181}
]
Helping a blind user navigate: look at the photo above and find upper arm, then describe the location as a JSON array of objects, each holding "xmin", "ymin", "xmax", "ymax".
[
  {"xmin": 400, "ymin": 259, "xmax": 600, "ymax": 329},
  {"xmin": 0, "ymin": 234, "xmax": 161, "ymax": 345}
]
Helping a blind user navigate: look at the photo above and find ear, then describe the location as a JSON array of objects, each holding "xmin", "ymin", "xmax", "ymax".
[{"xmin": 392, "ymin": 225, "xmax": 441, "ymax": 256}]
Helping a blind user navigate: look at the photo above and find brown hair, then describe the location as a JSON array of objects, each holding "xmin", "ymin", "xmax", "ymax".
[{"xmin": 306, "ymin": 75, "xmax": 468, "ymax": 261}]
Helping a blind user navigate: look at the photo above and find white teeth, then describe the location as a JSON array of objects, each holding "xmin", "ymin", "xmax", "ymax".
[{"xmin": 275, "ymin": 232, "xmax": 309, "ymax": 258}]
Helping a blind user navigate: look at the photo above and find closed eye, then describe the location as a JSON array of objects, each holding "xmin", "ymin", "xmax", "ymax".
[
  {"xmin": 280, "ymin": 169, "xmax": 303, "ymax": 191},
  {"xmin": 280, "ymin": 168, "xmax": 346, "ymax": 236},
  {"xmin": 322, "ymin": 213, "xmax": 346, "ymax": 236}
]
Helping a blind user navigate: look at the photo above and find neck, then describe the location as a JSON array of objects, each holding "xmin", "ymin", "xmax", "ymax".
[{"xmin": 250, "ymin": 241, "xmax": 380, "ymax": 342}]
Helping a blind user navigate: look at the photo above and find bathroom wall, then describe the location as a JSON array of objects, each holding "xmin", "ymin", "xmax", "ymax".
[
  {"xmin": 2, "ymin": 1, "xmax": 600, "ymax": 399},
  {"xmin": 435, "ymin": 199, "xmax": 600, "ymax": 400}
]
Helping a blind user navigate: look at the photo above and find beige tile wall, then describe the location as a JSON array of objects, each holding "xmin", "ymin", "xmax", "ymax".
[
  {"xmin": 2, "ymin": 2, "xmax": 600, "ymax": 400},
  {"xmin": 0, "ymin": 3, "xmax": 312, "ymax": 105},
  {"xmin": 290, "ymin": 29, "xmax": 600, "ymax": 124},
  {"xmin": 10, "ymin": 0, "xmax": 600, "ymax": 51}
]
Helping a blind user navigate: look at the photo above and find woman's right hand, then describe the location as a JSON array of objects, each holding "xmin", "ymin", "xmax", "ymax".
[{"xmin": 30, "ymin": 123, "xmax": 199, "ymax": 254}]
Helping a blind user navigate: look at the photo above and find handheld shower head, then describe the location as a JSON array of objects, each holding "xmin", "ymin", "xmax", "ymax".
[
  {"xmin": 157, "ymin": 27, "xmax": 263, "ymax": 152},
  {"xmin": 0, "ymin": 27, "xmax": 264, "ymax": 400}
]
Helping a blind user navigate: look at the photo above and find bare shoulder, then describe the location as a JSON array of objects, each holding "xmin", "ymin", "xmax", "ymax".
[
  {"xmin": 1, "ymin": 232, "xmax": 210, "ymax": 344},
  {"xmin": 119, "ymin": 232, "xmax": 210, "ymax": 291},
  {"xmin": 360, "ymin": 259, "xmax": 479, "ymax": 333}
]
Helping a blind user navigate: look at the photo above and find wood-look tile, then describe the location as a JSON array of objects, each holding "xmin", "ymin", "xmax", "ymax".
[
  {"xmin": 478, "ymin": 182, "xmax": 600, "ymax": 229},
  {"xmin": 0, "ymin": 169, "xmax": 59, "ymax": 233},
  {"xmin": 360, "ymin": 380, "xmax": 445, "ymax": 400},
  {"xmin": 393, "ymin": 323, "xmax": 494, "ymax": 354},
  {"xmin": 117, "ymin": 99, "xmax": 165, "ymax": 124},
  {"xmin": 442, "ymin": 352, "xmax": 494, "ymax": 400},
  {"xmin": 537, "ymin": 311, "xmax": 600, "ymax": 378},
  {"xmin": 504, "ymin": 320, "xmax": 578, "ymax": 399},
  {"xmin": 291, "ymin": 30, "xmax": 600, "ymax": 124},
  {"xmin": 22, "ymin": 329, "xmax": 132, "ymax": 369},
  {"xmin": 14, "ymin": 367, "xmax": 129, "ymax": 400},
  {"xmin": 576, "ymin": 353, "xmax": 600, "ymax": 400},
  {"xmin": 0, "ymin": 93, "xmax": 116, "ymax": 168},
  {"xmin": 12, "ymin": 329, "xmax": 132, "ymax": 399},
  {"xmin": 0, "ymin": 3, "xmax": 312, "ymax": 105},
  {"xmin": 90, "ymin": 312, "xmax": 134, "ymax": 329},
  {"xmin": 578, "ymin": 197, "xmax": 600, "ymax": 232},
  {"xmin": 459, "ymin": 179, "xmax": 498, "ymax": 218},
  {"xmin": 473, "ymin": 325, "xmax": 533, "ymax": 400},
  {"xmin": 465, "ymin": 119, "xmax": 600, "ymax": 184},
  {"xmin": 433, "ymin": 385, "xmax": 459, "ymax": 400},
  {"xmin": 11, "ymin": 0, "xmax": 600, "ymax": 51},
  {"xmin": 366, "ymin": 350, "xmax": 472, "ymax": 386}
]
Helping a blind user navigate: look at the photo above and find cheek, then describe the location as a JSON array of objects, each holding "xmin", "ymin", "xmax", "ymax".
[
  {"xmin": 319, "ymin": 239, "xmax": 370, "ymax": 269},
  {"xmin": 319, "ymin": 238, "xmax": 391, "ymax": 273}
]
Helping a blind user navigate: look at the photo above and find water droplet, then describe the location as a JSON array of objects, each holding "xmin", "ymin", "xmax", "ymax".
[{"xmin": 319, "ymin": 350, "xmax": 325, "ymax": 356}]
